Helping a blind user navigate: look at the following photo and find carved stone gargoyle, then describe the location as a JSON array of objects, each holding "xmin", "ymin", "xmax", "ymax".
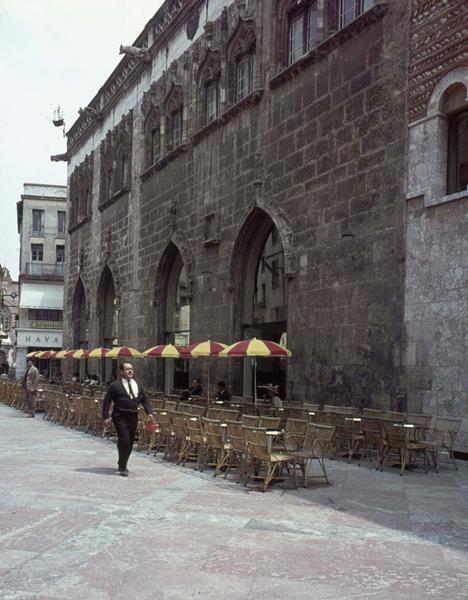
[
  {"xmin": 78, "ymin": 106, "xmax": 103, "ymax": 122},
  {"xmin": 50, "ymin": 152, "xmax": 68, "ymax": 162},
  {"xmin": 119, "ymin": 45, "xmax": 152, "ymax": 64}
]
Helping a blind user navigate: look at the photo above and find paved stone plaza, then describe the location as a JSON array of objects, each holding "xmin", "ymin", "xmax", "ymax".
[{"xmin": 0, "ymin": 403, "xmax": 467, "ymax": 600}]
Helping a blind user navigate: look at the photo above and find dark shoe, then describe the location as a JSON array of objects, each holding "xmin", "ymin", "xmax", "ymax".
[{"xmin": 116, "ymin": 468, "xmax": 129, "ymax": 477}]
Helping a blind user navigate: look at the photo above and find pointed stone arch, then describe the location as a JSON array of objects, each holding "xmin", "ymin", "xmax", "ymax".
[{"xmin": 71, "ymin": 277, "xmax": 88, "ymax": 348}]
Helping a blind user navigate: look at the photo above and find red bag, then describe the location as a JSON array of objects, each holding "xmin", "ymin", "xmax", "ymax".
[{"xmin": 146, "ymin": 421, "xmax": 159, "ymax": 433}]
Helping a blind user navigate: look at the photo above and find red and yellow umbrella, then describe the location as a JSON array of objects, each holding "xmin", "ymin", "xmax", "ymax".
[
  {"xmin": 64, "ymin": 349, "xmax": 90, "ymax": 360},
  {"xmin": 36, "ymin": 350, "xmax": 58, "ymax": 360},
  {"xmin": 220, "ymin": 338, "xmax": 291, "ymax": 358},
  {"xmin": 88, "ymin": 347, "xmax": 111, "ymax": 359},
  {"xmin": 185, "ymin": 340, "xmax": 227, "ymax": 357},
  {"xmin": 106, "ymin": 346, "xmax": 143, "ymax": 359},
  {"xmin": 26, "ymin": 351, "xmax": 42, "ymax": 358},
  {"xmin": 143, "ymin": 344, "xmax": 188, "ymax": 358},
  {"xmin": 220, "ymin": 338, "xmax": 291, "ymax": 404},
  {"xmin": 55, "ymin": 350, "xmax": 72, "ymax": 360},
  {"xmin": 184, "ymin": 341, "xmax": 228, "ymax": 402}
]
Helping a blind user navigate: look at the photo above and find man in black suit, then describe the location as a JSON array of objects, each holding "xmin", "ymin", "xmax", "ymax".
[
  {"xmin": 215, "ymin": 381, "xmax": 230, "ymax": 403},
  {"xmin": 102, "ymin": 362, "xmax": 154, "ymax": 477}
]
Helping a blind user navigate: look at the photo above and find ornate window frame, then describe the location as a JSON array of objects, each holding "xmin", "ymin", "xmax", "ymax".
[
  {"xmin": 98, "ymin": 111, "xmax": 133, "ymax": 211},
  {"xmin": 226, "ymin": 18, "xmax": 258, "ymax": 107},
  {"xmin": 196, "ymin": 49, "xmax": 222, "ymax": 129},
  {"xmin": 164, "ymin": 82, "xmax": 185, "ymax": 152},
  {"xmin": 68, "ymin": 152, "xmax": 94, "ymax": 232}
]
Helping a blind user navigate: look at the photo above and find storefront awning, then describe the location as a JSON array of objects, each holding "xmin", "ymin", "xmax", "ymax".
[{"xmin": 19, "ymin": 283, "xmax": 64, "ymax": 310}]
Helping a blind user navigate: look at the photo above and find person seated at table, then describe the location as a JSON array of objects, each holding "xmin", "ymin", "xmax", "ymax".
[
  {"xmin": 180, "ymin": 390, "xmax": 191, "ymax": 401},
  {"xmin": 215, "ymin": 381, "xmax": 230, "ymax": 403},
  {"xmin": 266, "ymin": 384, "xmax": 283, "ymax": 409},
  {"xmin": 72, "ymin": 372, "xmax": 80, "ymax": 382},
  {"xmin": 189, "ymin": 378, "xmax": 203, "ymax": 396},
  {"xmin": 89, "ymin": 374, "xmax": 100, "ymax": 386}
]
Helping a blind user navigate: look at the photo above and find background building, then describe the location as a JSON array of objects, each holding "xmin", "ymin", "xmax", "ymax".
[
  {"xmin": 16, "ymin": 183, "xmax": 67, "ymax": 378},
  {"xmin": 0, "ymin": 266, "xmax": 19, "ymax": 372},
  {"xmin": 60, "ymin": 0, "xmax": 468, "ymax": 450}
]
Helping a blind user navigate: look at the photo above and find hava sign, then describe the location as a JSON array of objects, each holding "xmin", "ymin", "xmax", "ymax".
[{"xmin": 17, "ymin": 331, "xmax": 63, "ymax": 348}]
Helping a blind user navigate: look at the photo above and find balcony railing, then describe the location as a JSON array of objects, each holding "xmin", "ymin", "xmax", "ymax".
[
  {"xmin": 29, "ymin": 226, "xmax": 66, "ymax": 239},
  {"xmin": 25, "ymin": 262, "xmax": 64, "ymax": 277}
]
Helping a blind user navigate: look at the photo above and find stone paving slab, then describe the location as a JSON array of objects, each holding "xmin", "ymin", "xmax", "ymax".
[{"xmin": 0, "ymin": 404, "xmax": 467, "ymax": 599}]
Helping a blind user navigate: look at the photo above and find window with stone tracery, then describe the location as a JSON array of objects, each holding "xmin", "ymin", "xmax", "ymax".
[
  {"xmin": 226, "ymin": 20, "xmax": 257, "ymax": 106},
  {"xmin": 338, "ymin": 0, "xmax": 374, "ymax": 29},
  {"xmin": 288, "ymin": 0, "xmax": 319, "ymax": 64},
  {"xmin": 68, "ymin": 153, "xmax": 93, "ymax": 229}
]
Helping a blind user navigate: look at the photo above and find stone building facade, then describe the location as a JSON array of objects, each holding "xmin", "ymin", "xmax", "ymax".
[
  {"xmin": 60, "ymin": 0, "xmax": 467, "ymax": 448},
  {"xmin": 405, "ymin": 0, "xmax": 468, "ymax": 450}
]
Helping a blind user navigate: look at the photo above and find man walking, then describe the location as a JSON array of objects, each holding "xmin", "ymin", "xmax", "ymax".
[
  {"xmin": 23, "ymin": 358, "xmax": 39, "ymax": 417},
  {"xmin": 102, "ymin": 362, "xmax": 154, "ymax": 477}
]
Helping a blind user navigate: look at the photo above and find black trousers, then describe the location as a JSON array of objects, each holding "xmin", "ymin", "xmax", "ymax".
[{"xmin": 112, "ymin": 411, "xmax": 138, "ymax": 470}]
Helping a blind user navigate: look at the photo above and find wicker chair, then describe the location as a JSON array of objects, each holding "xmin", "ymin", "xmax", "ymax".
[
  {"xmin": 180, "ymin": 416, "xmax": 207, "ymax": 470},
  {"xmin": 380, "ymin": 422, "xmax": 429, "ymax": 475},
  {"xmin": 242, "ymin": 414, "xmax": 259, "ymax": 427},
  {"xmin": 359, "ymin": 417, "xmax": 383, "ymax": 467},
  {"xmin": 258, "ymin": 416, "xmax": 281, "ymax": 429},
  {"xmin": 283, "ymin": 419, "xmax": 308, "ymax": 452},
  {"xmin": 291, "ymin": 424, "xmax": 335, "ymax": 486},
  {"xmin": 331, "ymin": 414, "xmax": 363, "ymax": 463},
  {"xmin": 224, "ymin": 419, "xmax": 248, "ymax": 481},
  {"xmin": 202, "ymin": 418, "xmax": 231, "ymax": 476},
  {"xmin": 243, "ymin": 426, "xmax": 296, "ymax": 492},
  {"xmin": 424, "ymin": 416, "xmax": 462, "ymax": 472}
]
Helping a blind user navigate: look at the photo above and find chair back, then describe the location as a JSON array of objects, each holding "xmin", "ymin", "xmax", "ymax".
[
  {"xmin": 242, "ymin": 414, "xmax": 259, "ymax": 427},
  {"xmin": 434, "ymin": 416, "xmax": 462, "ymax": 435},
  {"xmin": 315, "ymin": 412, "xmax": 333, "ymax": 425},
  {"xmin": 185, "ymin": 404, "xmax": 206, "ymax": 416},
  {"xmin": 408, "ymin": 413, "xmax": 432, "ymax": 428},
  {"xmin": 150, "ymin": 398, "xmax": 165, "ymax": 410},
  {"xmin": 361, "ymin": 417, "xmax": 381, "ymax": 444},
  {"xmin": 303, "ymin": 403, "xmax": 320, "ymax": 412},
  {"xmin": 257, "ymin": 406, "xmax": 276, "ymax": 417},
  {"xmin": 165, "ymin": 400, "xmax": 177, "ymax": 412},
  {"xmin": 225, "ymin": 419, "xmax": 246, "ymax": 453},
  {"xmin": 258, "ymin": 416, "xmax": 281, "ymax": 429},
  {"xmin": 202, "ymin": 417, "xmax": 225, "ymax": 451},
  {"xmin": 243, "ymin": 426, "xmax": 271, "ymax": 461},
  {"xmin": 186, "ymin": 416, "xmax": 204, "ymax": 444},
  {"xmin": 304, "ymin": 423, "xmax": 335, "ymax": 455},
  {"xmin": 362, "ymin": 408, "xmax": 383, "ymax": 417},
  {"xmin": 383, "ymin": 411, "xmax": 406, "ymax": 422},
  {"xmin": 219, "ymin": 408, "xmax": 239, "ymax": 421}
]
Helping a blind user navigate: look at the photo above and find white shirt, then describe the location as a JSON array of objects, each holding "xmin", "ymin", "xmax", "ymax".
[{"xmin": 122, "ymin": 378, "xmax": 138, "ymax": 398}]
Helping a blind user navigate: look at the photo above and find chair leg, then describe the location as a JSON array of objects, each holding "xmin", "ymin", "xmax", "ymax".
[
  {"xmin": 358, "ymin": 442, "xmax": 368, "ymax": 466},
  {"xmin": 449, "ymin": 446, "xmax": 458, "ymax": 470},
  {"xmin": 400, "ymin": 448, "xmax": 406, "ymax": 476}
]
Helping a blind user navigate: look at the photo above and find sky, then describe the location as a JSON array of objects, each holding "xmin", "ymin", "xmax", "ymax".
[{"xmin": 0, "ymin": 0, "xmax": 164, "ymax": 279}]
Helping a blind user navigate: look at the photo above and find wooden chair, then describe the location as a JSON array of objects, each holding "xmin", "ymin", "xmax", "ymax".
[
  {"xmin": 283, "ymin": 419, "xmax": 308, "ymax": 452},
  {"xmin": 362, "ymin": 408, "xmax": 383, "ymax": 418},
  {"xmin": 291, "ymin": 424, "xmax": 335, "ymax": 486},
  {"xmin": 224, "ymin": 419, "xmax": 248, "ymax": 480},
  {"xmin": 383, "ymin": 411, "xmax": 406, "ymax": 422},
  {"xmin": 243, "ymin": 426, "xmax": 296, "ymax": 492},
  {"xmin": 180, "ymin": 416, "xmax": 207, "ymax": 470},
  {"xmin": 331, "ymin": 414, "xmax": 363, "ymax": 463},
  {"xmin": 424, "ymin": 416, "xmax": 462, "ymax": 471}
]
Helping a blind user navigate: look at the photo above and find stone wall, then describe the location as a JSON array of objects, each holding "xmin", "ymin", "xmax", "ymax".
[{"xmin": 64, "ymin": 0, "xmax": 410, "ymax": 409}]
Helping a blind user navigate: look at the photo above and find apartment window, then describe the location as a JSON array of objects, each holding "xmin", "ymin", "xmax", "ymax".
[
  {"xmin": 447, "ymin": 108, "xmax": 468, "ymax": 194},
  {"xmin": 206, "ymin": 81, "xmax": 220, "ymax": 124},
  {"xmin": 57, "ymin": 211, "xmax": 66, "ymax": 235},
  {"xmin": 338, "ymin": 0, "xmax": 374, "ymax": 29},
  {"xmin": 56, "ymin": 245, "xmax": 65, "ymax": 263},
  {"xmin": 31, "ymin": 244, "xmax": 43, "ymax": 262},
  {"xmin": 28, "ymin": 309, "xmax": 63, "ymax": 322},
  {"xmin": 32, "ymin": 209, "xmax": 44, "ymax": 235},
  {"xmin": 171, "ymin": 109, "xmax": 182, "ymax": 149},
  {"xmin": 237, "ymin": 54, "xmax": 256, "ymax": 101}
]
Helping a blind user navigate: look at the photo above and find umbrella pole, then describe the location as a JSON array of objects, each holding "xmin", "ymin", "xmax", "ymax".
[
  {"xmin": 207, "ymin": 358, "xmax": 210, "ymax": 404},
  {"xmin": 253, "ymin": 357, "xmax": 257, "ymax": 408}
]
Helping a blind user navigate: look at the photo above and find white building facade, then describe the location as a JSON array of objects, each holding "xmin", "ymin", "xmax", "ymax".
[{"xmin": 16, "ymin": 184, "xmax": 67, "ymax": 378}]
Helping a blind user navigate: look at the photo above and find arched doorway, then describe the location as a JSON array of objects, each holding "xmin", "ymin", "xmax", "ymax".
[
  {"xmin": 71, "ymin": 278, "xmax": 88, "ymax": 380},
  {"xmin": 233, "ymin": 209, "xmax": 288, "ymax": 399},
  {"xmin": 156, "ymin": 242, "xmax": 191, "ymax": 393},
  {"xmin": 97, "ymin": 266, "xmax": 118, "ymax": 382}
]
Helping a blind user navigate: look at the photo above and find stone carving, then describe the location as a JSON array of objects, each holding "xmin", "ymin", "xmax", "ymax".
[
  {"xmin": 119, "ymin": 44, "xmax": 151, "ymax": 63},
  {"xmin": 227, "ymin": 19, "xmax": 257, "ymax": 60},
  {"xmin": 186, "ymin": 7, "xmax": 200, "ymax": 40},
  {"xmin": 50, "ymin": 152, "xmax": 68, "ymax": 162},
  {"xmin": 169, "ymin": 199, "xmax": 177, "ymax": 230},
  {"xmin": 196, "ymin": 49, "xmax": 221, "ymax": 85},
  {"xmin": 78, "ymin": 106, "xmax": 103, "ymax": 122}
]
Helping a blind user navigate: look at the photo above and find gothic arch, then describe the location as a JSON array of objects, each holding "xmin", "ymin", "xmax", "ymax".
[
  {"xmin": 228, "ymin": 203, "xmax": 296, "ymax": 295},
  {"xmin": 71, "ymin": 278, "xmax": 88, "ymax": 348},
  {"xmin": 226, "ymin": 17, "xmax": 257, "ymax": 61}
]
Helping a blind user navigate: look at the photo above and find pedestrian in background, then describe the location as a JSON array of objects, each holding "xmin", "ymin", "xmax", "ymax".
[
  {"xmin": 22, "ymin": 358, "xmax": 39, "ymax": 417},
  {"xmin": 102, "ymin": 362, "xmax": 154, "ymax": 476}
]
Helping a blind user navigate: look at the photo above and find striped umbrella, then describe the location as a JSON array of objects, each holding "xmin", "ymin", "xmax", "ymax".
[
  {"xmin": 105, "ymin": 346, "xmax": 143, "ymax": 359},
  {"xmin": 184, "ymin": 341, "xmax": 228, "ymax": 402},
  {"xmin": 64, "ymin": 349, "xmax": 90, "ymax": 360},
  {"xmin": 55, "ymin": 350, "xmax": 71, "ymax": 360},
  {"xmin": 143, "ymin": 343, "xmax": 188, "ymax": 358},
  {"xmin": 26, "ymin": 351, "xmax": 42, "ymax": 358},
  {"xmin": 220, "ymin": 338, "xmax": 292, "ymax": 405},
  {"xmin": 36, "ymin": 350, "xmax": 57, "ymax": 360},
  {"xmin": 88, "ymin": 347, "xmax": 111, "ymax": 359}
]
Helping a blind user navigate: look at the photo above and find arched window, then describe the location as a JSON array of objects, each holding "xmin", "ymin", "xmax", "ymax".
[
  {"xmin": 72, "ymin": 278, "xmax": 88, "ymax": 379},
  {"xmin": 164, "ymin": 83, "xmax": 184, "ymax": 152},
  {"xmin": 288, "ymin": 0, "xmax": 319, "ymax": 64},
  {"xmin": 144, "ymin": 108, "xmax": 161, "ymax": 168},
  {"xmin": 232, "ymin": 210, "xmax": 288, "ymax": 399},
  {"xmin": 338, "ymin": 0, "xmax": 374, "ymax": 29},
  {"xmin": 97, "ymin": 266, "xmax": 119, "ymax": 381},
  {"xmin": 445, "ymin": 84, "xmax": 468, "ymax": 194},
  {"xmin": 227, "ymin": 20, "xmax": 257, "ymax": 105},
  {"xmin": 196, "ymin": 50, "xmax": 222, "ymax": 128}
]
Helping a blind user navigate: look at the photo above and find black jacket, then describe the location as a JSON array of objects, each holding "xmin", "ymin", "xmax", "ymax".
[{"xmin": 103, "ymin": 379, "xmax": 152, "ymax": 419}]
